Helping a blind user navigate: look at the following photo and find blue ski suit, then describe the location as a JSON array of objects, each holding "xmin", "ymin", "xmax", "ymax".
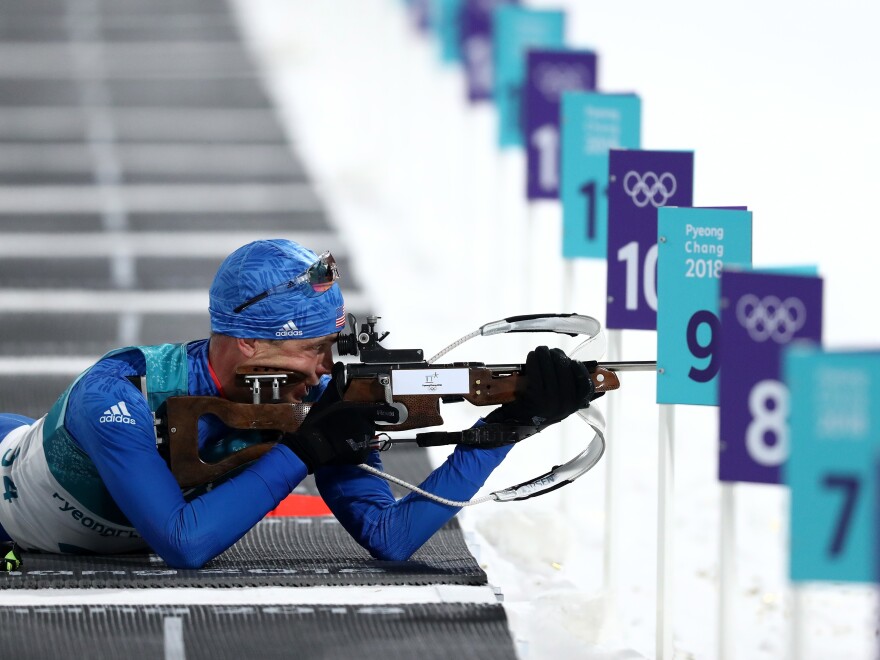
[{"xmin": 0, "ymin": 339, "xmax": 512, "ymax": 568}]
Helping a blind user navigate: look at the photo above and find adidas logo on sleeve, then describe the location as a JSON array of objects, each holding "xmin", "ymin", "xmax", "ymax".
[
  {"xmin": 99, "ymin": 401, "xmax": 137, "ymax": 425},
  {"xmin": 275, "ymin": 320, "xmax": 303, "ymax": 337}
]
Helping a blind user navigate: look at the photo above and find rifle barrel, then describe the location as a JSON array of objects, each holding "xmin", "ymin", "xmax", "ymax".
[
  {"xmin": 486, "ymin": 360, "xmax": 657, "ymax": 375},
  {"xmin": 599, "ymin": 361, "xmax": 657, "ymax": 372}
]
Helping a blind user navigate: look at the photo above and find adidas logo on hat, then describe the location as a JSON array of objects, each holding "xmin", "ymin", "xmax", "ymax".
[
  {"xmin": 276, "ymin": 320, "xmax": 303, "ymax": 337},
  {"xmin": 99, "ymin": 401, "xmax": 137, "ymax": 425}
]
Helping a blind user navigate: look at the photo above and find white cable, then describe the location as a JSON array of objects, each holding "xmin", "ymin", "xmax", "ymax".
[
  {"xmin": 378, "ymin": 313, "xmax": 609, "ymax": 505},
  {"xmin": 356, "ymin": 462, "xmax": 495, "ymax": 507},
  {"xmin": 426, "ymin": 329, "xmax": 480, "ymax": 364}
]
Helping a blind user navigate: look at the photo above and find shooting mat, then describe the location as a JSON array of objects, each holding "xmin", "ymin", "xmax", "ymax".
[
  {"xmin": 1, "ymin": 447, "xmax": 488, "ymax": 589},
  {"xmin": 0, "ymin": 603, "xmax": 518, "ymax": 660}
]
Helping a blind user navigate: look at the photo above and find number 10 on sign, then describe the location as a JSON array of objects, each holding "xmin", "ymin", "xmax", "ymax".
[{"xmin": 606, "ymin": 149, "xmax": 694, "ymax": 330}]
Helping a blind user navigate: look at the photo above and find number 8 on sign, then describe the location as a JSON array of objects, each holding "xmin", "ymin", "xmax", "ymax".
[
  {"xmin": 718, "ymin": 270, "xmax": 823, "ymax": 485},
  {"xmin": 746, "ymin": 379, "xmax": 788, "ymax": 467}
]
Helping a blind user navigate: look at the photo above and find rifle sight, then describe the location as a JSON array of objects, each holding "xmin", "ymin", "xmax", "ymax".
[{"xmin": 337, "ymin": 314, "xmax": 425, "ymax": 364}]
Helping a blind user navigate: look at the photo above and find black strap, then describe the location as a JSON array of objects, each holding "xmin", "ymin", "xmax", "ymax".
[{"xmin": 415, "ymin": 423, "xmax": 539, "ymax": 448}]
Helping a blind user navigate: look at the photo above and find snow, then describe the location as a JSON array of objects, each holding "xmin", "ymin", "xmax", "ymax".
[{"xmin": 231, "ymin": 1, "xmax": 880, "ymax": 657}]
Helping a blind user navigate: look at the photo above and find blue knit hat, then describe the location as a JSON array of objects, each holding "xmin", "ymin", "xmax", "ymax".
[{"xmin": 209, "ymin": 239, "xmax": 345, "ymax": 339}]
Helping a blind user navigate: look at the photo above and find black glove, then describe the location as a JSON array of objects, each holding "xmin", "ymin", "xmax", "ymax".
[
  {"xmin": 280, "ymin": 363, "xmax": 399, "ymax": 472},
  {"xmin": 484, "ymin": 346, "xmax": 594, "ymax": 429}
]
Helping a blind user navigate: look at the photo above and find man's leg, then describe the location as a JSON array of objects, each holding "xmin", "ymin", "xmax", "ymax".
[
  {"xmin": 0, "ymin": 414, "xmax": 34, "ymax": 439},
  {"xmin": 0, "ymin": 413, "xmax": 33, "ymax": 544}
]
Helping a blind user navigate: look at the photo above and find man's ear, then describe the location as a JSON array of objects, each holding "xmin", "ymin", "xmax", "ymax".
[{"xmin": 236, "ymin": 337, "xmax": 260, "ymax": 358}]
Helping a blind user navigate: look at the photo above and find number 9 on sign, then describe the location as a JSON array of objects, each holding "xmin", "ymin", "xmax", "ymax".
[{"xmin": 686, "ymin": 310, "xmax": 719, "ymax": 383}]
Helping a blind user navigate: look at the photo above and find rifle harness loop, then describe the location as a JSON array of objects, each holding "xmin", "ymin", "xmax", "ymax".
[
  {"xmin": 358, "ymin": 313, "xmax": 608, "ymax": 504},
  {"xmin": 427, "ymin": 313, "xmax": 605, "ymax": 364}
]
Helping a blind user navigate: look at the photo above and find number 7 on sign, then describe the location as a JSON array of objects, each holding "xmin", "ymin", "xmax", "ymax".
[{"xmin": 822, "ymin": 474, "xmax": 860, "ymax": 557}]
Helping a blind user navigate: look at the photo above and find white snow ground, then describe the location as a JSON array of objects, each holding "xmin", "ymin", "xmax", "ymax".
[{"xmin": 232, "ymin": 1, "xmax": 880, "ymax": 658}]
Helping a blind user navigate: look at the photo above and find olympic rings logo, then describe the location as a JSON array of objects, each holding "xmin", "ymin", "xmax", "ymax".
[
  {"xmin": 736, "ymin": 294, "xmax": 806, "ymax": 343},
  {"xmin": 622, "ymin": 171, "xmax": 677, "ymax": 208}
]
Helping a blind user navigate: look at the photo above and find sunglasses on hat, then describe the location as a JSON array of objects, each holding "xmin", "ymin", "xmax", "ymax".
[{"xmin": 233, "ymin": 251, "xmax": 340, "ymax": 314}]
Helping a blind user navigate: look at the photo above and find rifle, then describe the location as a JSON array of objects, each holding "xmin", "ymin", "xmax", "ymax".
[{"xmin": 160, "ymin": 313, "xmax": 655, "ymax": 503}]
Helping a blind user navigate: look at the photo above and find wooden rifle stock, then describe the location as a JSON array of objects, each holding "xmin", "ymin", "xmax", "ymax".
[
  {"xmin": 163, "ymin": 362, "xmax": 622, "ymax": 487},
  {"xmin": 341, "ymin": 363, "xmax": 620, "ymax": 432}
]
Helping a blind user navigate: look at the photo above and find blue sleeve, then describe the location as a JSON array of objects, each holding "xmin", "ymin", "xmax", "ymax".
[
  {"xmin": 315, "ymin": 429, "xmax": 513, "ymax": 561},
  {"xmin": 66, "ymin": 365, "xmax": 309, "ymax": 569}
]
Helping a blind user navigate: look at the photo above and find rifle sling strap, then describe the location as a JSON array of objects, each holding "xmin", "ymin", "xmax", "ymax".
[{"xmin": 415, "ymin": 423, "xmax": 538, "ymax": 448}]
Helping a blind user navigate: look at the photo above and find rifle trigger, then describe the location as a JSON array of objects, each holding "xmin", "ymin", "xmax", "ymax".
[
  {"xmin": 376, "ymin": 374, "xmax": 409, "ymax": 426},
  {"xmin": 378, "ymin": 374, "xmax": 394, "ymax": 405}
]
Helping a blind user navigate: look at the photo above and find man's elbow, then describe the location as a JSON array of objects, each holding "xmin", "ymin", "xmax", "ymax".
[
  {"xmin": 153, "ymin": 542, "xmax": 214, "ymax": 570},
  {"xmin": 364, "ymin": 536, "xmax": 419, "ymax": 562},
  {"xmin": 370, "ymin": 546, "xmax": 415, "ymax": 562},
  {"xmin": 162, "ymin": 553, "xmax": 209, "ymax": 570}
]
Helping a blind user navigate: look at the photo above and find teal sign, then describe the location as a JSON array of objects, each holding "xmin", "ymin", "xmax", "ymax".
[
  {"xmin": 561, "ymin": 92, "xmax": 641, "ymax": 259},
  {"xmin": 786, "ymin": 347, "xmax": 880, "ymax": 583},
  {"xmin": 656, "ymin": 207, "xmax": 752, "ymax": 405},
  {"xmin": 493, "ymin": 6, "xmax": 565, "ymax": 148},
  {"xmin": 432, "ymin": 0, "xmax": 464, "ymax": 63}
]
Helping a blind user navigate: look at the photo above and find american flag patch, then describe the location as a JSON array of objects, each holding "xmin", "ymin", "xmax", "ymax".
[{"xmin": 335, "ymin": 306, "xmax": 346, "ymax": 328}]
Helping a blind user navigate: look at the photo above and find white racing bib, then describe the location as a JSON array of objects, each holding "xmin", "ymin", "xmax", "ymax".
[{"xmin": 0, "ymin": 417, "xmax": 145, "ymax": 554}]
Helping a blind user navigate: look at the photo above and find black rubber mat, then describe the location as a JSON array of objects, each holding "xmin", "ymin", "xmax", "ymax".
[
  {"xmin": 122, "ymin": 166, "xmax": 306, "ymax": 185},
  {"xmin": 0, "ymin": 79, "xmax": 272, "ymax": 109},
  {"xmin": 0, "ymin": 254, "xmax": 359, "ymax": 290},
  {"xmin": 0, "ymin": 81, "xmax": 81, "ymax": 106},
  {"xmin": 0, "ymin": 312, "xmax": 118, "ymax": 355},
  {"xmin": 129, "ymin": 211, "xmax": 331, "ymax": 232},
  {"xmin": 137, "ymin": 255, "xmax": 358, "ymax": 291},
  {"xmin": 0, "ymin": 375, "xmax": 72, "ymax": 420},
  {"xmin": 0, "ymin": 447, "xmax": 486, "ymax": 589},
  {"xmin": 0, "ymin": 517, "xmax": 484, "ymax": 589},
  {"xmin": 139, "ymin": 313, "xmax": 212, "ymax": 346},
  {"xmin": 107, "ymin": 78, "xmax": 272, "ymax": 109},
  {"xmin": 0, "ymin": 23, "xmax": 68, "ymax": 41},
  {"xmin": 0, "ymin": 171, "xmax": 95, "ymax": 185},
  {"xmin": 0, "ymin": 257, "xmax": 112, "ymax": 288},
  {"xmin": 103, "ymin": 23, "xmax": 240, "ymax": 43},
  {"xmin": 0, "ymin": 112, "xmax": 287, "ymax": 144},
  {"xmin": 0, "ymin": 211, "xmax": 329, "ymax": 232},
  {"xmin": 0, "ymin": 312, "xmax": 211, "ymax": 358},
  {"xmin": 0, "ymin": 256, "xmax": 358, "ymax": 291},
  {"xmin": 0, "ymin": 603, "xmax": 518, "ymax": 660},
  {"xmin": 0, "ymin": 213, "xmax": 104, "ymax": 231}
]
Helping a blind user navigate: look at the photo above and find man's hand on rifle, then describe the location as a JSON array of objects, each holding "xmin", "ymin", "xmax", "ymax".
[
  {"xmin": 484, "ymin": 345, "xmax": 595, "ymax": 430},
  {"xmin": 279, "ymin": 363, "xmax": 398, "ymax": 473}
]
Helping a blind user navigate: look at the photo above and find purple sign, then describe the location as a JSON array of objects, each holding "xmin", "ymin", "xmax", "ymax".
[
  {"xmin": 606, "ymin": 149, "xmax": 694, "ymax": 330},
  {"xmin": 459, "ymin": 0, "xmax": 518, "ymax": 102},
  {"xmin": 525, "ymin": 50, "xmax": 597, "ymax": 200},
  {"xmin": 719, "ymin": 270, "xmax": 823, "ymax": 484},
  {"xmin": 409, "ymin": 0, "xmax": 432, "ymax": 33}
]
